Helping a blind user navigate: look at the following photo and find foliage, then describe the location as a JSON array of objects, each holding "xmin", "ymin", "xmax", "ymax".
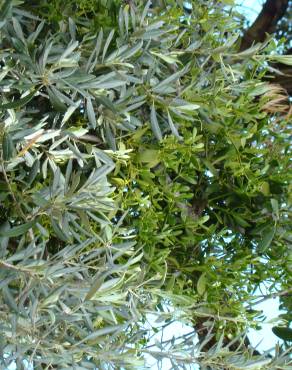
[
  {"xmin": 0, "ymin": 0, "xmax": 291, "ymax": 368},
  {"xmin": 25, "ymin": 0, "xmax": 121, "ymax": 31}
]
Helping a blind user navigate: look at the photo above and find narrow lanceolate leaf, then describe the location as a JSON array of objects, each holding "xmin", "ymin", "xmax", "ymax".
[
  {"xmin": 167, "ymin": 111, "xmax": 181, "ymax": 139},
  {"xmin": 86, "ymin": 99, "xmax": 97, "ymax": 129},
  {"xmin": 95, "ymin": 28, "xmax": 104, "ymax": 59},
  {"xmin": 269, "ymin": 55, "xmax": 292, "ymax": 66},
  {"xmin": 0, "ymin": 1, "xmax": 12, "ymax": 24},
  {"xmin": 197, "ymin": 273, "xmax": 207, "ymax": 295},
  {"xmin": 0, "ymin": 90, "xmax": 36, "ymax": 110},
  {"xmin": 102, "ymin": 29, "xmax": 115, "ymax": 62},
  {"xmin": 12, "ymin": 17, "xmax": 25, "ymax": 43},
  {"xmin": 85, "ymin": 274, "xmax": 105, "ymax": 300},
  {"xmin": 0, "ymin": 221, "xmax": 35, "ymax": 237},
  {"xmin": 272, "ymin": 326, "xmax": 292, "ymax": 341},
  {"xmin": 152, "ymin": 65, "xmax": 189, "ymax": 93},
  {"xmin": 76, "ymin": 324, "xmax": 128, "ymax": 345},
  {"xmin": 175, "ymin": 103, "xmax": 200, "ymax": 112},
  {"xmin": 150, "ymin": 104, "xmax": 162, "ymax": 140},
  {"xmin": 42, "ymin": 286, "xmax": 66, "ymax": 307},
  {"xmin": 58, "ymin": 41, "xmax": 79, "ymax": 63},
  {"xmin": 117, "ymin": 40, "xmax": 143, "ymax": 60},
  {"xmin": 28, "ymin": 20, "xmax": 45, "ymax": 44},
  {"xmin": 2, "ymin": 132, "xmax": 14, "ymax": 160},
  {"xmin": 140, "ymin": 0, "xmax": 152, "ymax": 25},
  {"xmin": 258, "ymin": 225, "xmax": 276, "ymax": 252},
  {"xmin": 61, "ymin": 101, "xmax": 81, "ymax": 126}
]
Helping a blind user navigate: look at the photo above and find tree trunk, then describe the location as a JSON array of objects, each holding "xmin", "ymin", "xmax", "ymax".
[
  {"xmin": 240, "ymin": 0, "xmax": 289, "ymax": 51},
  {"xmin": 240, "ymin": 0, "xmax": 292, "ymax": 95}
]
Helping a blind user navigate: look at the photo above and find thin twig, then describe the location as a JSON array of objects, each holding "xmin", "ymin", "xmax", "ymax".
[
  {"xmin": 0, "ymin": 260, "xmax": 36, "ymax": 276},
  {"xmin": 251, "ymin": 288, "xmax": 292, "ymax": 305}
]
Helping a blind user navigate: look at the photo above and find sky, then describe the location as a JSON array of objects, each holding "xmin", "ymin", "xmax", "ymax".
[{"xmin": 237, "ymin": 0, "xmax": 263, "ymax": 23}]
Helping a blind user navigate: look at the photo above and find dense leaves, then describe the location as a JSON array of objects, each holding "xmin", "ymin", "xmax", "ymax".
[{"xmin": 0, "ymin": 0, "xmax": 291, "ymax": 368}]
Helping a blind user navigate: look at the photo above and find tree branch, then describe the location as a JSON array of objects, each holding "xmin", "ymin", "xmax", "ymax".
[
  {"xmin": 240, "ymin": 0, "xmax": 292, "ymax": 95},
  {"xmin": 240, "ymin": 0, "xmax": 289, "ymax": 51}
]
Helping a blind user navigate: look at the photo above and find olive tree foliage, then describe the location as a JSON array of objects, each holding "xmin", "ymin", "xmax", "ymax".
[{"xmin": 0, "ymin": 0, "xmax": 291, "ymax": 368}]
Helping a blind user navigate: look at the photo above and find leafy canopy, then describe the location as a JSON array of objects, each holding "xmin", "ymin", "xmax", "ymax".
[{"xmin": 0, "ymin": 0, "xmax": 291, "ymax": 368}]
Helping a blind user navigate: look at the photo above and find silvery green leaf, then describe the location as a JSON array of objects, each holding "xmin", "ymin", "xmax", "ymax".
[
  {"xmin": 125, "ymin": 98, "xmax": 146, "ymax": 112},
  {"xmin": 95, "ymin": 95, "xmax": 117, "ymax": 112},
  {"xmin": 68, "ymin": 18, "xmax": 76, "ymax": 41},
  {"xmin": 0, "ymin": 90, "xmax": 36, "ymax": 110},
  {"xmin": 65, "ymin": 159, "xmax": 73, "ymax": 192},
  {"xmin": 212, "ymin": 33, "xmax": 239, "ymax": 53},
  {"xmin": 186, "ymin": 40, "xmax": 202, "ymax": 51},
  {"xmin": 167, "ymin": 111, "xmax": 181, "ymax": 139},
  {"xmin": 172, "ymin": 102, "xmax": 200, "ymax": 112},
  {"xmin": 145, "ymin": 20, "xmax": 164, "ymax": 31},
  {"xmin": 106, "ymin": 44, "xmax": 129, "ymax": 62},
  {"xmin": 102, "ymin": 29, "xmax": 115, "ymax": 62},
  {"xmin": 47, "ymin": 87, "xmax": 67, "ymax": 111},
  {"xmin": 36, "ymin": 222, "xmax": 49, "ymax": 237},
  {"xmin": 27, "ymin": 158, "xmax": 39, "ymax": 185},
  {"xmin": 124, "ymin": 5, "xmax": 129, "ymax": 34},
  {"xmin": 12, "ymin": 17, "xmax": 25, "ymax": 43},
  {"xmin": 140, "ymin": 0, "xmax": 151, "ymax": 25},
  {"xmin": 152, "ymin": 64, "xmax": 189, "ymax": 92},
  {"xmin": 49, "ymin": 86, "xmax": 78, "ymax": 109},
  {"xmin": 0, "ymin": 0, "xmax": 12, "ymax": 23},
  {"xmin": 0, "ymin": 221, "xmax": 10, "ymax": 258},
  {"xmin": 94, "ymin": 79, "xmax": 126, "ymax": 90},
  {"xmin": 85, "ymin": 30, "xmax": 103, "ymax": 73},
  {"xmin": 49, "ymin": 135, "xmax": 68, "ymax": 151},
  {"xmin": 40, "ymin": 41, "xmax": 53, "ymax": 70},
  {"xmin": 2, "ymin": 132, "xmax": 14, "ymax": 160},
  {"xmin": 24, "ymin": 129, "xmax": 61, "ymax": 143},
  {"xmin": 65, "ymin": 140, "xmax": 85, "ymax": 164},
  {"xmin": 58, "ymin": 41, "xmax": 79, "ymax": 63},
  {"xmin": 66, "ymin": 127, "xmax": 88, "ymax": 138},
  {"xmin": 82, "ymin": 166, "xmax": 113, "ymax": 189},
  {"xmin": 42, "ymin": 157, "xmax": 48, "ymax": 178},
  {"xmin": 0, "ymin": 221, "xmax": 34, "ymax": 237},
  {"xmin": 2, "ymin": 287, "xmax": 18, "ymax": 312},
  {"xmin": 93, "ymin": 148, "xmax": 115, "ymax": 167},
  {"xmin": 51, "ymin": 218, "xmax": 70, "ymax": 242},
  {"xmin": 269, "ymin": 54, "xmax": 292, "ymax": 65},
  {"xmin": 86, "ymin": 99, "xmax": 96, "ymax": 129},
  {"xmin": 76, "ymin": 324, "xmax": 127, "ymax": 344},
  {"xmin": 28, "ymin": 20, "xmax": 44, "ymax": 44},
  {"xmin": 105, "ymin": 124, "xmax": 116, "ymax": 150},
  {"xmin": 52, "ymin": 167, "xmax": 61, "ymax": 194},
  {"xmin": 61, "ymin": 101, "xmax": 81, "ymax": 126},
  {"xmin": 0, "ymin": 67, "xmax": 9, "ymax": 82},
  {"xmin": 95, "ymin": 28, "xmax": 104, "ymax": 59},
  {"xmin": 42, "ymin": 286, "xmax": 65, "ymax": 307},
  {"xmin": 23, "ymin": 151, "xmax": 35, "ymax": 167},
  {"xmin": 150, "ymin": 104, "xmax": 162, "ymax": 140}
]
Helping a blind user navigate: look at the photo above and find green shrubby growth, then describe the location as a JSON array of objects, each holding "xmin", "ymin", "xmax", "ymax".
[{"xmin": 0, "ymin": 0, "xmax": 291, "ymax": 368}]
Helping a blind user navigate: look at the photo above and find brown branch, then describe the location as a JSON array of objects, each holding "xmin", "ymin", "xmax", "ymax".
[
  {"xmin": 239, "ymin": 1, "xmax": 292, "ymax": 95},
  {"xmin": 251, "ymin": 287, "xmax": 292, "ymax": 306},
  {"xmin": 240, "ymin": 0, "xmax": 289, "ymax": 51}
]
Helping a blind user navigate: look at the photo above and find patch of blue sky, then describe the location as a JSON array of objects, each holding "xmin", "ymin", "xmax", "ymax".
[{"xmin": 236, "ymin": 0, "xmax": 263, "ymax": 24}]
